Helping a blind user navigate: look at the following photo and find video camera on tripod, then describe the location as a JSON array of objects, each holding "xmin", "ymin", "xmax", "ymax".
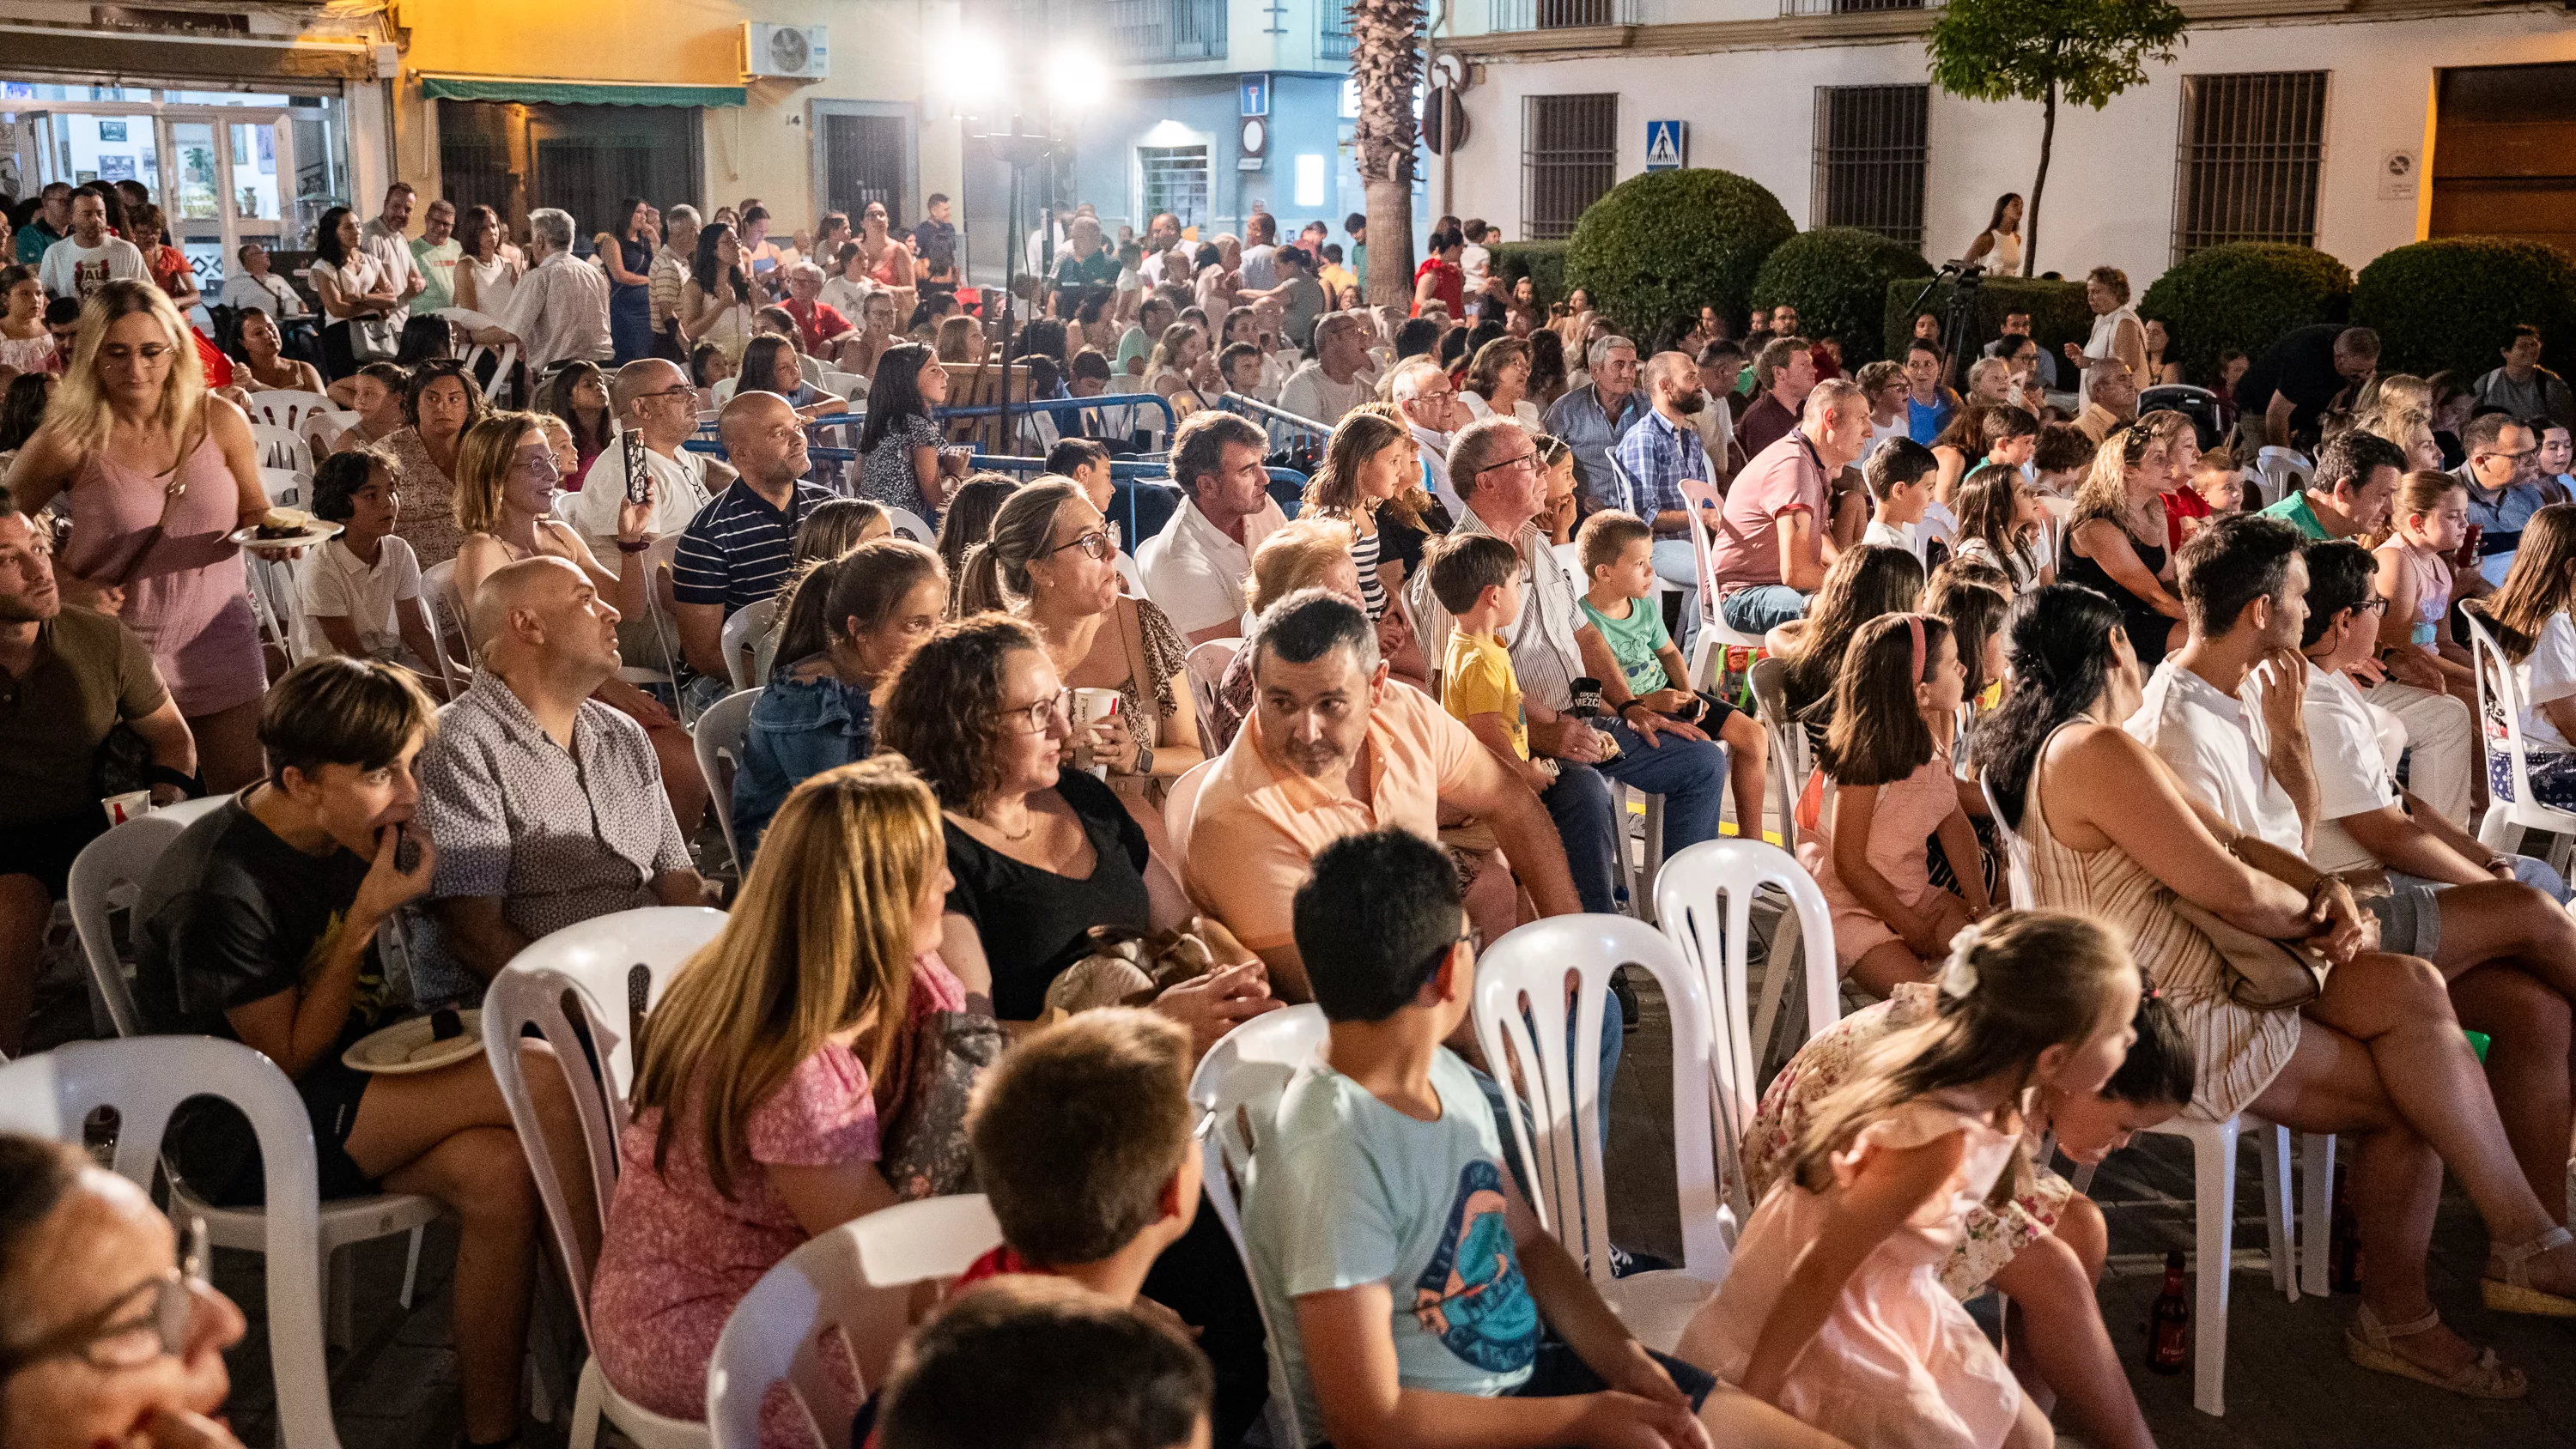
[{"xmin": 1903, "ymin": 259, "xmax": 1985, "ymax": 390}]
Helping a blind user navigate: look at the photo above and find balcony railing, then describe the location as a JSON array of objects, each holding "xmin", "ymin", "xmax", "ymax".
[
  {"xmin": 1779, "ymin": 0, "xmax": 1942, "ymax": 16},
  {"xmin": 1491, "ymin": 0, "xmax": 1639, "ymax": 29},
  {"xmin": 1108, "ymin": 0, "xmax": 1229, "ymax": 63},
  {"xmin": 1322, "ymin": 1, "xmax": 1353, "ymax": 60}
]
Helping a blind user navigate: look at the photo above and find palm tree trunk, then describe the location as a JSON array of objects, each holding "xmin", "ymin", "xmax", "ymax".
[
  {"xmin": 1348, "ymin": 0, "xmax": 1423, "ymax": 306},
  {"xmin": 2026, "ymin": 76, "xmax": 2057, "ymax": 279}
]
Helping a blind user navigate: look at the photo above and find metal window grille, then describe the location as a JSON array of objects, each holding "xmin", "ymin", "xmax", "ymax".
[
  {"xmin": 1812, "ymin": 85, "xmax": 1928, "ymax": 246},
  {"xmin": 1522, "ymin": 94, "xmax": 1617, "ymax": 240},
  {"xmin": 1321, "ymin": 0, "xmax": 1352, "ymax": 60},
  {"xmin": 2172, "ymin": 72, "xmax": 2327, "ymax": 260},
  {"xmin": 1141, "ymin": 145, "xmax": 1211, "ymax": 230},
  {"xmin": 1779, "ymin": 0, "xmax": 1935, "ymax": 15},
  {"xmin": 1106, "ymin": 0, "xmax": 1229, "ymax": 63},
  {"xmin": 1492, "ymin": 0, "xmax": 1638, "ymax": 30}
]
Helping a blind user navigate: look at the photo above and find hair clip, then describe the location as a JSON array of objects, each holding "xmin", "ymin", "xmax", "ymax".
[{"xmin": 1940, "ymin": 921, "xmax": 1984, "ymax": 999}]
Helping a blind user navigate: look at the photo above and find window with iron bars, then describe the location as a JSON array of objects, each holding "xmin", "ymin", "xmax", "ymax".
[
  {"xmin": 1522, "ymin": 94, "xmax": 1617, "ymax": 241},
  {"xmin": 2172, "ymin": 71, "xmax": 2327, "ymax": 260},
  {"xmin": 1812, "ymin": 84, "xmax": 1928, "ymax": 247},
  {"xmin": 1492, "ymin": 0, "xmax": 1639, "ymax": 29},
  {"xmin": 1106, "ymin": 0, "xmax": 1228, "ymax": 64},
  {"xmin": 1321, "ymin": 0, "xmax": 1352, "ymax": 60},
  {"xmin": 1779, "ymin": 0, "xmax": 1940, "ymax": 15},
  {"xmin": 1141, "ymin": 145, "xmax": 1210, "ymax": 231}
]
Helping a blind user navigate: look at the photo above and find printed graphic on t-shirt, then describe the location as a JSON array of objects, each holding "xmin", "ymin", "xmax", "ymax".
[
  {"xmin": 1411, "ymin": 1159, "xmax": 1539, "ymax": 1372},
  {"xmin": 76, "ymin": 258, "xmax": 113, "ymax": 296}
]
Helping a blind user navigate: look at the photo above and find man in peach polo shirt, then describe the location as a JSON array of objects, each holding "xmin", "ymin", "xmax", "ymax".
[{"xmin": 1184, "ymin": 590, "xmax": 1579, "ymax": 1002}]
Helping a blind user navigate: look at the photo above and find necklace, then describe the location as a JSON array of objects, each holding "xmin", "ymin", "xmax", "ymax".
[{"xmin": 986, "ymin": 805, "xmax": 1035, "ymax": 842}]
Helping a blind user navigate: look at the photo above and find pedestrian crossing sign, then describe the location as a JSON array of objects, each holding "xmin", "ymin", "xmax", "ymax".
[{"xmin": 1645, "ymin": 120, "xmax": 1686, "ymax": 171}]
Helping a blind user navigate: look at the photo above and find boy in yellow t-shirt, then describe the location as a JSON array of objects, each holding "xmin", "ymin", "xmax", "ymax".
[{"xmin": 1426, "ymin": 534, "xmax": 1552, "ymax": 792}]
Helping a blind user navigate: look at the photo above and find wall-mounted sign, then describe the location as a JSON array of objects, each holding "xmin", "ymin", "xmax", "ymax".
[
  {"xmin": 2379, "ymin": 149, "xmax": 2418, "ymax": 201},
  {"xmin": 1645, "ymin": 120, "xmax": 1686, "ymax": 171},
  {"xmin": 1240, "ymin": 74, "xmax": 1270, "ymax": 118}
]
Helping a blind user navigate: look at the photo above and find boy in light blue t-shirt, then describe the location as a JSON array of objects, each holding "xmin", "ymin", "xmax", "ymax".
[{"xmin": 1244, "ymin": 830, "xmax": 1778, "ymax": 1448}]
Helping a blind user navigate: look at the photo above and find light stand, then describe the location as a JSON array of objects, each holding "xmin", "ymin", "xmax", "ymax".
[
  {"xmin": 964, "ymin": 112, "xmax": 1058, "ymax": 457},
  {"xmin": 1903, "ymin": 261, "xmax": 1986, "ymax": 391}
]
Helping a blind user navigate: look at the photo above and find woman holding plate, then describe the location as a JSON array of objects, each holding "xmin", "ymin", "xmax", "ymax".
[{"xmin": 130, "ymin": 656, "xmax": 598, "ymax": 1449}]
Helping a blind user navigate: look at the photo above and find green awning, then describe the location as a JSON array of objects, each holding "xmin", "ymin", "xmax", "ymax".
[{"xmin": 420, "ymin": 77, "xmax": 746, "ymax": 108}]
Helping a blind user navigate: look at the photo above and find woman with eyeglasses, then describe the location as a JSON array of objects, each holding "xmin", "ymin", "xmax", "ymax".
[
  {"xmin": 879, "ymin": 614, "xmax": 1275, "ymax": 1053},
  {"xmin": 953, "ymin": 480, "xmax": 1204, "ymax": 849},
  {"xmin": 5, "ymin": 280, "xmax": 272, "ymax": 790},
  {"xmin": 0, "ymin": 1136, "xmax": 250, "ymax": 1449}
]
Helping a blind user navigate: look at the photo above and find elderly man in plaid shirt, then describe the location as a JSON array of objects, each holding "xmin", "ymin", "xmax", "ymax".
[{"xmin": 1609, "ymin": 351, "xmax": 1722, "ymax": 658}]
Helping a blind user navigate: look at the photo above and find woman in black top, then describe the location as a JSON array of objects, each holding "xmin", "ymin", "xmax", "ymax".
[
  {"xmin": 2058, "ymin": 416, "xmax": 2189, "ymax": 670},
  {"xmin": 879, "ymin": 615, "xmax": 1276, "ymax": 1046}
]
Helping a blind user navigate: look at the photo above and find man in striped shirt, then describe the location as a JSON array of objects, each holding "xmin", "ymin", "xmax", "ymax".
[{"xmin": 672, "ymin": 392, "xmax": 835, "ymax": 706}]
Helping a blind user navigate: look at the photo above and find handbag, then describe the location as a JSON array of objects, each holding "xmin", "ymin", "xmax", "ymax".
[
  {"xmin": 875, "ymin": 1003, "xmax": 1005, "ymax": 1201},
  {"xmin": 2169, "ymin": 897, "xmax": 2329, "ymax": 1011},
  {"xmin": 349, "ymin": 314, "xmax": 401, "ymax": 363}
]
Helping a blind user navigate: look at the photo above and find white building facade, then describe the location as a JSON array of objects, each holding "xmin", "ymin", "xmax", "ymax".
[{"xmin": 1431, "ymin": 0, "xmax": 2576, "ymax": 289}]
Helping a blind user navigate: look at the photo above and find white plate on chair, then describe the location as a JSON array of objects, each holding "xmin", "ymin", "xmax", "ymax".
[{"xmin": 343, "ymin": 1009, "xmax": 485, "ymax": 1074}]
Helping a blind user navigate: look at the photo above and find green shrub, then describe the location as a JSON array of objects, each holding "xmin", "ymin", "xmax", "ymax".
[
  {"xmin": 1565, "ymin": 170, "xmax": 1795, "ymax": 343},
  {"xmin": 1751, "ymin": 227, "xmax": 1932, "ymax": 367},
  {"xmin": 1490, "ymin": 241, "xmax": 1570, "ymax": 310},
  {"xmin": 2137, "ymin": 244, "xmax": 2350, "ymax": 387},
  {"xmin": 1882, "ymin": 275, "xmax": 2090, "ymax": 372},
  {"xmin": 2351, "ymin": 237, "xmax": 2576, "ymax": 382}
]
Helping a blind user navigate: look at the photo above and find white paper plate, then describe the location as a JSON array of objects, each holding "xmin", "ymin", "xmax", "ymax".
[
  {"xmin": 343, "ymin": 1009, "xmax": 484, "ymax": 1075},
  {"xmin": 228, "ymin": 520, "xmax": 343, "ymax": 551}
]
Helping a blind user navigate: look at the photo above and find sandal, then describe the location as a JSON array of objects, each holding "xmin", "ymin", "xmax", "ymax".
[
  {"xmin": 2484, "ymin": 1224, "xmax": 2576, "ymax": 1317},
  {"xmin": 2342, "ymin": 1301, "xmax": 2527, "ymax": 1400}
]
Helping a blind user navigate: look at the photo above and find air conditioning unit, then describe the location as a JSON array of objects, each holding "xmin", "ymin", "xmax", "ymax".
[{"xmin": 743, "ymin": 23, "xmax": 829, "ymax": 80}]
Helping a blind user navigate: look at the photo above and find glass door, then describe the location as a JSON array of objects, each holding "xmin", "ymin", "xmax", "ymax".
[{"xmin": 156, "ymin": 111, "xmax": 295, "ymax": 307}]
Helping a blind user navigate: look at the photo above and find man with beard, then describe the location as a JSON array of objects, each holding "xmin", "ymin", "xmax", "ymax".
[{"xmin": 1612, "ymin": 351, "xmax": 1722, "ymax": 658}]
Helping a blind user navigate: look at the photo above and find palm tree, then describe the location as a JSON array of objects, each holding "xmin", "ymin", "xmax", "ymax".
[{"xmin": 1346, "ymin": 0, "xmax": 1422, "ymax": 306}]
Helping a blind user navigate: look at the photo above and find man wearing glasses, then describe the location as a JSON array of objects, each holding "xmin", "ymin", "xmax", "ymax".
[
  {"xmin": 1392, "ymin": 360, "xmax": 1468, "ymax": 512},
  {"xmin": 559, "ymin": 359, "xmax": 727, "ymax": 559},
  {"xmin": 2452, "ymin": 412, "xmax": 2545, "ymax": 589}
]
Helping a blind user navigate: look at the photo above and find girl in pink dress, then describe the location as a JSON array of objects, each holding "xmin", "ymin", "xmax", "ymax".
[
  {"xmin": 589, "ymin": 759, "xmax": 975, "ymax": 1435},
  {"xmin": 1801, "ymin": 612, "xmax": 1991, "ymax": 997},
  {"xmin": 1674, "ymin": 911, "xmax": 2145, "ymax": 1449},
  {"xmin": 2373, "ymin": 469, "xmax": 2477, "ymax": 709}
]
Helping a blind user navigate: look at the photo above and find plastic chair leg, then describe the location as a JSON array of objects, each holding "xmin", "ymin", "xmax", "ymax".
[
  {"xmin": 326, "ymin": 1242, "xmax": 355, "ymax": 1349},
  {"xmin": 2188, "ymin": 1119, "xmax": 2239, "ymax": 1417},
  {"xmin": 569, "ymin": 1357, "xmax": 606, "ymax": 1449},
  {"xmin": 1751, "ymin": 911, "xmax": 1801, "ymax": 1082},
  {"xmin": 398, "ymin": 1225, "xmax": 423, "ymax": 1311},
  {"xmin": 2300, "ymin": 1131, "xmax": 2336, "ymax": 1298},
  {"xmin": 2254, "ymin": 1122, "xmax": 2294, "ymax": 1300}
]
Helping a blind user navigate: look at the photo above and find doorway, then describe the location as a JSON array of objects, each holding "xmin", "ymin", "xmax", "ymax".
[
  {"xmin": 436, "ymin": 100, "xmax": 700, "ymax": 248},
  {"xmin": 811, "ymin": 100, "xmax": 916, "ymax": 230},
  {"xmin": 2433, "ymin": 62, "xmax": 2576, "ymax": 255}
]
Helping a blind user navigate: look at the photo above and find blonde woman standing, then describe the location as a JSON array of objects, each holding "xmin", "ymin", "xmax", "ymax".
[
  {"xmin": 4, "ymin": 280, "xmax": 270, "ymax": 788},
  {"xmin": 590, "ymin": 758, "xmax": 969, "ymax": 1423}
]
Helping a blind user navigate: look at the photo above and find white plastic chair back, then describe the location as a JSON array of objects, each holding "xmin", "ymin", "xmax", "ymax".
[
  {"xmin": 720, "ymin": 596, "xmax": 776, "ymax": 692},
  {"xmin": 884, "ymin": 506, "xmax": 934, "ymax": 543},
  {"xmin": 420, "ymin": 558, "xmax": 471, "ymax": 694},
  {"xmin": 301, "ymin": 408, "xmax": 359, "ymax": 458},
  {"xmin": 1473, "ymin": 915, "xmax": 1728, "ymax": 1287},
  {"xmin": 252, "ymin": 421, "xmax": 314, "ymax": 476},
  {"xmin": 1653, "ymin": 837, "xmax": 1840, "ymax": 1222},
  {"xmin": 1678, "ymin": 477, "xmax": 1765, "ymax": 677},
  {"xmin": 1162, "ymin": 756, "xmax": 1218, "ymax": 880},
  {"xmin": 0, "ymin": 1039, "xmax": 342, "ymax": 1449},
  {"xmin": 694, "ymin": 688, "xmax": 761, "ymax": 872},
  {"xmin": 1114, "ymin": 549, "xmax": 1146, "ymax": 597},
  {"xmin": 2253, "ymin": 446, "xmax": 2312, "ymax": 509},
  {"xmin": 1186, "ymin": 1004, "xmax": 1326, "ymax": 1449},
  {"xmin": 1745, "ymin": 655, "xmax": 1811, "ymax": 851},
  {"xmin": 712, "ymin": 376, "xmax": 738, "ymax": 406},
  {"xmin": 243, "ymin": 388, "xmax": 331, "ymax": 429},
  {"xmin": 2464, "ymin": 608, "xmax": 2576, "ymax": 855},
  {"xmin": 703, "ymin": 1197, "xmax": 1003, "ymax": 1449},
  {"xmin": 68, "ymin": 798, "xmax": 227, "ymax": 1037},
  {"xmin": 436, "ymin": 308, "xmax": 516, "ymax": 403},
  {"xmin": 819, "ymin": 368, "xmax": 864, "ymax": 398},
  {"xmin": 258, "ymin": 465, "xmax": 307, "ymax": 508},
  {"xmin": 494, "ymin": 906, "xmax": 730, "ymax": 1123}
]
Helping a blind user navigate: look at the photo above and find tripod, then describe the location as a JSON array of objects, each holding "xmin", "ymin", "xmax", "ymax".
[{"xmin": 1901, "ymin": 261, "xmax": 1985, "ymax": 391}]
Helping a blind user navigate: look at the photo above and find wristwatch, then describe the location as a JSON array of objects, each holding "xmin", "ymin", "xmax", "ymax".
[{"xmin": 1132, "ymin": 743, "xmax": 1154, "ymax": 777}]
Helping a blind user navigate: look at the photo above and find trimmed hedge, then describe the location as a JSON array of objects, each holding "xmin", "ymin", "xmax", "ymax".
[
  {"xmin": 1752, "ymin": 227, "xmax": 1933, "ymax": 367},
  {"xmin": 1882, "ymin": 275, "xmax": 2090, "ymax": 370},
  {"xmin": 2137, "ymin": 244, "xmax": 2350, "ymax": 387},
  {"xmin": 1490, "ymin": 241, "xmax": 1571, "ymax": 310},
  {"xmin": 2352, "ymin": 237, "xmax": 2576, "ymax": 382},
  {"xmin": 1565, "ymin": 169, "xmax": 1795, "ymax": 344}
]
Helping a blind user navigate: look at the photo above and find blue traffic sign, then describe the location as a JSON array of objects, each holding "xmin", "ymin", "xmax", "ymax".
[{"xmin": 1645, "ymin": 119, "xmax": 1686, "ymax": 171}]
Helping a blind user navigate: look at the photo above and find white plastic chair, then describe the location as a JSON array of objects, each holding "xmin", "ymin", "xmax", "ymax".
[
  {"xmin": 483, "ymin": 906, "xmax": 730, "ymax": 1449},
  {"xmin": 1162, "ymin": 756, "xmax": 1218, "ymax": 882},
  {"xmin": 243, "ymin": 388, "xmax": 334, "ymax": 433},
  {"xmin": 1745, "ymin": 656, "xmax": 1813, "ymax": 852},
  {"xmin": 2466, "ymin": 609, "xmax": 2576, "ymax": 870},
  {"xmin": 704, "ymin": 1197, "xmax": 1004, "ymax": 1449},
  {"xmin": 252, "ymin": 421, "xmax": 314, "ymax": 476},
  {"xmin": 1474, "ymin": 915, "xmax": 1730, "ymax": 1351},
  {"xmin": 1183, "ymin": 638, "xmax": 1237, "ymax": 755},
  {"xmin": 421, "ymin": 558, "xmax": 472, "ymax": 695},
  {"xmin": 66, "ymin": 800, "xmax": 444, "ymax": 1348},
  {"xmin": 1114, "ymin": 548, "xmax": 1146, "ymax": 598},
  {"xmin": 301, "ymin": 407, "xmax": 360, "ymax": 458},
  {"xmin": 1653, "ymin": 837, "xmax": 1841, "ymax": 1223},
  {"xmin": 1678, "ymin": 478, "xmax": 1768, "ymax": 688},
  {"xmin": 258, "ymin": 465, "xmax": 308, "ymax": 509},
  {"xmin": 693, "ymin": 688, "xmax": 761, "ymax": 873},
  {"xmin": 884, "ymin": 505, "xmax": 935, "ymax": 543},
  {"xmin": 720, "ymin": 596, "xmax": 776, "ymax": 692},
  {"xmin": 1187, "ymin": 1004, "xmax": 1328, "ymax": 1449},
  {"xmin": 437, "ymin": 307, "xmax": 519, "ymax": 403},
  {"xmin": 2252, "ymin": 446, "xmax": 2312, "ymax": 510},
  {"xmin": 0, "ymin": 1039, "xmax": 346, "ymax": 1449},
  {"xmin": 819, "ymin": 368, "xmax": 864, "ymax": 398}
]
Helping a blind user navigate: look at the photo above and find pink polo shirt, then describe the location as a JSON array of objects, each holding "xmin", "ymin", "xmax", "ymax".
[
  {"xmin": 1710, "ymin": 429, "xmax": 1828, "ymax": 597},
  {"xmin": 1185, "ymin": 679, "xmax": 1481, "ymax": 952}
]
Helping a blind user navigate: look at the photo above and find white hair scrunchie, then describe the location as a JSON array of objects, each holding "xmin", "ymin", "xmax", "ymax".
[{"xmin": 1940, "ymin": 922, "xmax": 1985, "ymax": 1000}]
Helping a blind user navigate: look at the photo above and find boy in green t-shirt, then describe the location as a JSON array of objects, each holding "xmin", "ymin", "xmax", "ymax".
[{"xmin": 1571, "ymin": 511, "xmax": 1770, "ymax": 838}]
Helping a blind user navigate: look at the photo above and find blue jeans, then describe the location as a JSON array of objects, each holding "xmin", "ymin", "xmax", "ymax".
[
  {"xmin": 1719, "ymin": 583, "xmax": 1809, "ymax": 634},
  {"xmin": 1541, "ymin": 764, "xmax": 1623, "ymax": 915},
  {"xmin": 1593, "ymin": 718, "xmax": 1729, "ymax": 861},
  {"xmin": 1649, "ymin": 538, "xmax": 1703, "ymax": 661},
  {"xmin": 1473, "ymin": 987, "xmax": 1625, "ymax": 1203}
]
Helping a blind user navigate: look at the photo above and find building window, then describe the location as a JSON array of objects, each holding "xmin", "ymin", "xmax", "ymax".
[
  {"xmin": 1779, "ymin": 0, "xmax": 1932, "ymax": 15},
  {"xmin": 1321, "ymin": 0, "xmax": 1352, "ymax": 61},
  {"xmin": 1140, "ymin": 144, "xmax": 1210, "ymax": 230},
  {"xmin": 1522, "ymin": 94, "xmax": 1617, "ymax": 241},
  {"xmin": 1812, "ymin": 84, "xmax": 1928, "ymax": 246},
  {"xmin": 1492, "ymin": 0, "xmax": 1639, "ymax": 28},
  {"xmin": 2172, "ymin": 71, "xmax": 2328, "ymax": 259},
  {"xmin": 1105, "ymin": 0, "xmax": 1226, "ymax": 64}
]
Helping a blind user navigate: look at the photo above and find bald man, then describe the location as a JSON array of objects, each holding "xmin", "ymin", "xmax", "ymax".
[
  {"xmin": 557, "ymin": 359, "xmax": 724, "ymax": 561},
  {"xmin": 670, "ymin": 391, "xmax": 835, "ymax": 702},
  {"xmin": 1610, "ymin": 350, "xmax": 1719, "ymax": 657},
  {"xmin": 416, "ymin": 556, "xmax": 704, "ymax": 987}
]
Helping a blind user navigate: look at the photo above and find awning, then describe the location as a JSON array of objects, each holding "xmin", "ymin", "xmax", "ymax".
[{"xmin": 418, "ymin": 77, "xmax": 746, "ymax": 108}]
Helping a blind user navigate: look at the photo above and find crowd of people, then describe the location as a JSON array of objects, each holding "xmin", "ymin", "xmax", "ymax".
[{"xmin": 7, "ymin": 169, "xmax": 2576, "ymax": 1449}]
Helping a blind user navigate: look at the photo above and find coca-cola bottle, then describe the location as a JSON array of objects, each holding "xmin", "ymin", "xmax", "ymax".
[
  {"xmin": 2147, "ymin": 1250, "xmax": 2190, "ymax": 1374},
  {"xmin": 2329, "ymin": 1163, "xmax": 2364, "ymax": 1292}
]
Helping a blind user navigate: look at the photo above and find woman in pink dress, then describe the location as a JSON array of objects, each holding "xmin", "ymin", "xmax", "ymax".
[
  {"xmin": 589, "ymin": 758, "xmax": 978, "ymax": 1433},
  {"xmin": 1675, "ymin": 911, "xmax": 2144, "ymax": 1449},
  {"xmin": 1801, "ymin": 612, "xmax": 1992, "ymax": 997},
  {"xmin": 4, "ymin": 280, "xmax": 270, "ymax": 789}
]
